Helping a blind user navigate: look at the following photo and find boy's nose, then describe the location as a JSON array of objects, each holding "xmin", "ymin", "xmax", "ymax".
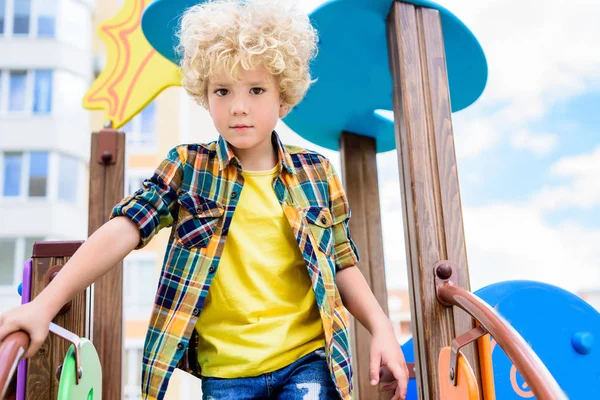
[{"xmin": 231, "ymin": 98, "xmax": 249, "ymax": 116}]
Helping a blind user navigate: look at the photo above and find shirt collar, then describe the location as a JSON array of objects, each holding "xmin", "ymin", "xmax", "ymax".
[{"xmin": 216, "ymin": 131, "xmax": 296, "ymax": 174}]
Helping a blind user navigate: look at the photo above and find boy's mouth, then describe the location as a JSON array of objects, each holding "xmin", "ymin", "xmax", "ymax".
[{"xmin": 231, "ymin": 124, "xmax": 253, "ymax": 130}]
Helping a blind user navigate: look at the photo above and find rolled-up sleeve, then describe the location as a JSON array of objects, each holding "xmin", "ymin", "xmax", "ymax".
[
  {"xmin": 326, "ymin": 160, "xmax": 360, "ymax": 271},
  {"xmin": 110, "ymin": 146, "xmax": 186, "ymax": 249}
]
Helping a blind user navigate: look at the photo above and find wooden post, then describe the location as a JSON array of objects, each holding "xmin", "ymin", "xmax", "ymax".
[
  {"xmin": 88, "ymin": 128, "xmax": 125, "ymax": 399},
  {"xmin": 339, "ymin": 131, "xmax": 390, "ymax": 400},
  {"xmin": 386, "ymin": 3, "xmax": 481, "ymax": 399},
  {"xmin": 26, "ymin": 241, "xmax": 85, "ymax": 399}
]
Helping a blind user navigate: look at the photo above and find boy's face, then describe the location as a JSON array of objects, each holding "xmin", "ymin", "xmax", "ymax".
[{"xmin": 207, "ymin": 66, "xmax": 288, "ymax": 154}]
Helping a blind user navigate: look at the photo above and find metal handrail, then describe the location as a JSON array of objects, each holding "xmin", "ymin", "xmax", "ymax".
[
  {"xmin": 435, "ymin": 262, "xmax": 567, "ymax": 400},
  {"xmin": 0, "ymin": 331, "xmax": 29, "ymax": 400}
]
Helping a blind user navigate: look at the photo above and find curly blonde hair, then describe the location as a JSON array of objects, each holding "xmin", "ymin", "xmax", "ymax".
[{"xmin": 177, "ymin": 0, "xmax": 318, "ymax": 109}]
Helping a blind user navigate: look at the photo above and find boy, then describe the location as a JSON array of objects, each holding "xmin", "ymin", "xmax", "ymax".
[{"xmin": 0, "ymin": 0, "xmax": 408, "ymax": 399}]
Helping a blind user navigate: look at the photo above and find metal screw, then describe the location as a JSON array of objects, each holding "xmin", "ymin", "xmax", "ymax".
[
  {"xmin": 101, "ymin": 151, "xmax": 113, "ymax": 164},
  {"xmin": 449, "ymin": 367, "xmax": 455, "ymax": 381},
  {"xmin": 436, "ymin": 263, "xmax": 453, "ymax": 280}
]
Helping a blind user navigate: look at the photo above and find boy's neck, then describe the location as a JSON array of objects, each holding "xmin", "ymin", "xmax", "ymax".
[{"xmin": 231, "ymin": 138, "xmax": 279, "ymax": 172}]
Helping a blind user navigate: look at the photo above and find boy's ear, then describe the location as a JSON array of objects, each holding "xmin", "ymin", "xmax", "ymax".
[{"xmin": 279, "ymin": 103, "xmax": 290, "ymax": 118}]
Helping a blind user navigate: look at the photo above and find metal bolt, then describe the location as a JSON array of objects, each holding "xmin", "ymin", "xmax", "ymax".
[
  {"xmin": 55, "ymin": 364, "xmax": 63, "ymax": 381},
  {"xmin": 449, "ymin": 367, "xmax": 455, "ymax": 381},
  {"xmin": 101, "ymin": 151, "xmax": 113, "ymax": 164},
  {"xmin": 436, "ymin": 263, "xmax": 453, "ymax": 280}
]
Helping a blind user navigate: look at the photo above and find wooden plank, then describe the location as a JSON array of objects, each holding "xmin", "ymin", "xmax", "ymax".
[
  {"xmin": 385, "ymin": 3, "xmax": 481, "ymax": 399},
  {"xmin": 418, "ymin": 8, "xmax": 482, "ymax": 391},
  {"xmin": 89, "ymin": 129, "xmax": 126, "ymax": 400},
  {"xmin": 26, "ymin": 242, "xmax": 85, "ymax": 400},
  {"xmin": 339, "ymin": 131, "xmax": 390, "ymax": 400}
]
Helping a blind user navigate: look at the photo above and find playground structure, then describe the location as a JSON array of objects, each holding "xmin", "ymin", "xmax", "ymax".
[{"xmin": 1, "ymin": 0, "xmax": 599, "ymax": 399}]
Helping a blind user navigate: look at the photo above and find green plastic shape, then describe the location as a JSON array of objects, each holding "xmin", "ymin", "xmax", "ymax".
[{"xmin": 56, "ymin": 338, "xmax": 102, "ymax": 400}]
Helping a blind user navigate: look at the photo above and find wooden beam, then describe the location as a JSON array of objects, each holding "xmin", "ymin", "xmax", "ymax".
[
  {"xmin": 339, "ymin": 131, "xmax": 390, "ymax": 400},
  {"xmin": 88, "ymin": 129, "xmax": 125, "ymax": 399},
  {"xmin": 386, "ymin": 3, "xmax": 481, "ymax": 399},
  {"xmin": 27, "ymin": 241, "xmax": 85, "ymax": 400}
]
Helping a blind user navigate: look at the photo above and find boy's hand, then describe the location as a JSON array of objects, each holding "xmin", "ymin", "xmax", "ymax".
[
  {"xmin": 369, "ymin": 322, "xmax": 409, "ymax": 400},
  {"xmin": 0, "ymin": 300, "xmax": 53, "ymax": 358}
]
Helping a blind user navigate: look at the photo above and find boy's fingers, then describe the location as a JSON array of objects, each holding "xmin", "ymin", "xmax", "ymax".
[
  {"xmin": 388, "ymin": 363, "xmax": 409, "ymax": 398},
  {"xmin": 380, "ymin": 381, "xmax": 398, "ymax": 392},
  {"xmin": 370, "ymin": 353, "xmax": 381, "ymax": 385}
]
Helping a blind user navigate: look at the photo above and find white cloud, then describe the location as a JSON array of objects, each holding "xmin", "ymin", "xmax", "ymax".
[
  {"xmin": 510, "ymin": 130, "xmax": 559, "ymax": 156},
  {"xmin": 373, "ymin": 148, "xmax": 600, "ymax": 294},
  {"xmin": 443, "ymin": 0, "xmax": 600, "ymax": 158},
  {"xmin": 534, "ymin": 145, "xmax": 600, "ymax": 210},
  {"xmin": 464, "ymin": 203, "xmax": 600, "ymax": 293}
]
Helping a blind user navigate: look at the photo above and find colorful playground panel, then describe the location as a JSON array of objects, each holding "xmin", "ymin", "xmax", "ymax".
[
  {"xmin": 16, "ymin": 260, "xmax": 32, "ymax": 400},
  {"xmin": 17, "ymin": 260, "xmax": 103, "ymax": 400},
  {"xmin": 56, "ymin": 340, "xmax": 102, "ymax": 400},
  {"xmin": 403, "ymin": 280, "xmax": 600, "ymax": 399}
]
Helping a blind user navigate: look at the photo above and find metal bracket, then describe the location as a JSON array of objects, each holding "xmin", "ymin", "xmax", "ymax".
[
  {"xmin": 97, "ymin": 129, "xmax": 118, "ymax": 165},
  {"xmin": 49, "ymin": 323, "xmax": 83, "ymax": 385},
  {"xmin": 449, "ymin": 325, "xmax": 488, "ymax": 386}
]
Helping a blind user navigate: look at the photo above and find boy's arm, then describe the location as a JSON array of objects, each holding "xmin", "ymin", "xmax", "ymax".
[
  {"xmin": 35, "ymin": 216, "xmax": 140, "ymax": 316},
  {"xmin": 336, "ymin": 265, "xmax": 390, "ymax": 334},
  {"xmin": 0, "ymin": 216, "xmax": 139, "ymax": 357},
  {"xmin": 337, "ymin": 266, "xmax": 409, "ymax": 399}
]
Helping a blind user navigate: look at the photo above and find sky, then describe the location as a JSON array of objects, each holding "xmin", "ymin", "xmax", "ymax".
[{"xmin": 275, "ymin": 0, "xmax": 600, "ymax": 294}]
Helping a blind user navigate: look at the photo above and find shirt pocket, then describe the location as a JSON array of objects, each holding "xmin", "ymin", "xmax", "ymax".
[
  {"xmin": 304, "ymin": 206, "xmax": 334, "ymax": 256},
  {"xmin": 176, "ymin": 191, "xmax": 224, "ymax": 249}
]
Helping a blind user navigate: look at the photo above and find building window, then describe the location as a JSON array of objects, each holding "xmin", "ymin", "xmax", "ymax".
[
  {"xmin": 1, "ymin": 69, "xmax": 53, "ymax": 114},
  {"xmin": 28, "ymin": 151, "xmax": 48, "ymax": 197},
  {"xmin": 0, "ymin": 0, "xmax": 56, "ymax": 38},
  {"xmin": 9, "ymin": 70, "xmax": 27, "ymax": 112},
  {"xmin": 126, "ymin": 169, "xmax": 154, "ymax": 197},
  {"xmin": 0, "ymin": 239, "xmax": 16, "ymax": 286},
  {"xmin": 1, "ymin": 151, "xmax": 80, "ymax": 202},
  {"xmin": 33, "ymin": 70, "xmax": 52, "ymax": 113},
  {"xmin": 124, "ymin": 340, "xmax": 143, "ymax": 400},
  {"xmin": 58, "ymin": 154, "xmax": 78, "ymax": 202},
  {"xmin": 123, "ymin": 255, "xmax": 158, "ymax": 319},
  {"xmin": 12, "ymin": 0, "xmax": 30, "ymax": 35},
  {"xmin": 2, "ymin": 152, "xmax": 22, "ymax": 196},
  {"xmin": 0, "ymin": 236, "xmax": 43, "ymax": 289},
  {"xmin": 123, "ymin": 101, "xmax": 157, "ymax": 149},
  {"xmin": 1, "ymin": 151, "xmax": 48, "ymax": 199},
  {"xmin": 0, "ymin": 0, "xmax": 6, "ymax": 34},
  {"xmin": 36, "ymin": 0, "xmax": 55, "ymax": 37}
]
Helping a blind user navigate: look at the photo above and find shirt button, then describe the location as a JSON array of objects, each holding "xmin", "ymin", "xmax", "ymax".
[
  {"xmin": 177, "ymin": 342, "xmax": 184, "ymax": 350},
  {"xmin": 209, "ymin": 266, "xmax": 216, "ymax": 274},
  {"xmin": 196, "ymin": 208, "xmax": 202, "ymax": 214},
  {"xmin": 231, "ymin": 191, "xmax": 238, "ymax": 199},
  {"xmin": 192, "ymin": 308, "xmax": 200, "ymax": 316},
  {"xmin": 321, "ymin": 217, "xmax": 327, "ymax": 224}
]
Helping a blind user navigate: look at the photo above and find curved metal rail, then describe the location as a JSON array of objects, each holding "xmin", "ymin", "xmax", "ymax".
[
  {"xmin": 435, "ymin": 261, "xmax": 567, "ymax": 400},
  {"xmin": 0, "ymin": 331, "xmax": 29, "ymax": 400}
]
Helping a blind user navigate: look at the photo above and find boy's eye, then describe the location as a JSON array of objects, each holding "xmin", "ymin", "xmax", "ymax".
[
  {"xmin": 215, "ymin": 89, "xmax": 228, "ymax": 96},
  {"xmin": 250, "ymin": 88, "xmax": 265, "ymax": 95}
]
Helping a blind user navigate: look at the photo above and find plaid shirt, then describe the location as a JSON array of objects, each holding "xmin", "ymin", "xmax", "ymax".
[{"xmin": 111, "ymin": 132, "xmax": 360, "ymax": 400}]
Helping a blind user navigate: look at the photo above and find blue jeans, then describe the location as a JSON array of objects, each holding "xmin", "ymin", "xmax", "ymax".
[{"xmin": 201, "ymin": 348, "xmax": 339, "ymax": 399}]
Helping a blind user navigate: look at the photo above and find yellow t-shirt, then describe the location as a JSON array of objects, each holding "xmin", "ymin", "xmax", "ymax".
[{"xmin": 195, "ymin": 164, "xmax": 325, "ymax": 378}]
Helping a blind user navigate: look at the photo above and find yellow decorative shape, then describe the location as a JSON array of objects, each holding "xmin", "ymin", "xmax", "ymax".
[{"xmin": 83, "ymin": 0, "xmax": 181, "ymax": 129}]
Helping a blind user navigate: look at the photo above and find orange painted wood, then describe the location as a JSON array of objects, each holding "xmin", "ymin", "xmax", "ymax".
[{"xmin": 438, "ymin": 347, "xmax": 479, "ymax": 400}]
